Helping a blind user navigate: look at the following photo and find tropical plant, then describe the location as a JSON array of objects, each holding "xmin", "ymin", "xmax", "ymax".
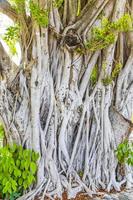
[{"xmin": 0, "ymin": 144, "xmax": 39, "ymax": 199}]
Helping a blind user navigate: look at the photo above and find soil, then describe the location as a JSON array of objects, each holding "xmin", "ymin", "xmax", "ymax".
[{"xmin": 35, "ymin": 185, "xmax": 129, "ymax": 200}]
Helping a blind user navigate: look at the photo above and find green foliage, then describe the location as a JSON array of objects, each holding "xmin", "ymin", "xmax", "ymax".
[
  {"xmin": 53, "ymin": 0, "xmax": 64, "ymax": 8},
  {"xmin": 8, "ymin": 0, "xmax": 25, "ymax": 13},
  {"xmin": 86, "ymin": 29, "xmax": 115, "ymax": 51},
  {"xmin": 115, "ymin": 140, "xmax": 133, "ymax": 166},
  {"xmin": 102, "ymin": 75, "xmax": 112, "ymax": 86},
  {"xmin": 8, "ymin": 0, "xmax": 49, "ymax": 27},
  {"xmin": 86, "ymin": 14, "xmax": 132, "ymax": 52},
  {"xmin": 111, "ymin": 62, "xmax": 122, "ymax": 79},
  {"xmin": 29, "ymin": 1, "xmax": 48, "ymax": 27},
  {"xmin": 3, "ymin": 24, "xmax": 20, "ymax": 55},
  {"xmin": 114, "ymin": 14, "xmax": 133, "ymax": 32},
  {"xmin": 0, "ymin": 123, "xmax": 5, "ymax": 140},
  {"xmin": 102, "ymin": 61, "xmax": 122, "ymax": 86},
  {"xmin": 90, "ymin": 65, "xmax": 98, "ymax": 86},
  {"xmin": 0, "ymin": 144, "xmax": 39, "ymax": 199}
]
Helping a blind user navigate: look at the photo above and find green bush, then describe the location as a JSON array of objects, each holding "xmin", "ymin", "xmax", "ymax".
[
  {"xmin": 102, "ymin": 61, "xmax": 122, "ymax": 86},
  {"xmin": 29, "ymin": 1, "xmax": 49, "ymax": 27},
  {"xmin": 115, "ymin": 140, "xmax": 133, "ymax": 166},
  {"xmin": 3, "ymin": 24, "xmax": 20, "ymax": 55},
  {"xmin": 86, "ymin": 14, "xmax": 132, "ymax": 51},
  {"xmin": 0, "ymin": 144, "xmax": 39, "ymax": 200}
]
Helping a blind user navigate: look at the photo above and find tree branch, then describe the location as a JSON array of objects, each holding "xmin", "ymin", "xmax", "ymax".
[
  {"xmin": 0, "ymin": 42, "xmax": 18, "ymax": 83},
  {"xmin": 0, "ymin": 0, "xmax": 18, "ymax": 21}
]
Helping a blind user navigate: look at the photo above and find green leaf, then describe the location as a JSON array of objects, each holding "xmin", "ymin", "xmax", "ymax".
[
  {"xmin": 0, "ymin": 174, "xmax": 3, "ymax": 180},
  {"xmin": 14, "ymin": 169, "xmax": 21, "ymax": 177},
  {"xmin": 2, "ymin": 178, "xmax": 8, "ymax": 186},
  {"xmin": 31, "ymin": 152, "xmax": 39, "ymax": 161},
  {"xmin": 22, "ymin": 171, "xmax": 27, "ymax": 179},
  {"xmin": 23, "ymin": 181, "xmax": 28, "ymax": 190},
  {"xmin": 16, "ymin": 159, "xmax": 21, "ymax": 167},
  {"xmin": 11, "ymin": 180, "xmax": 17, "ymax": 192},
  {"xmin": 10, "ymin": 143, "xmax": 17, "ymax": 153},
  {"xmin": 3, "ymin": 186, "xmax": 8, "ymax": 194},
  {"xmin": 30, "ymin": 162, "xmax": 37, "ymax": 174},
  {"xmin": 0, "ymin": 143, "xmax": 38, "ymax": 195},
  {"xmin": 20, "ymin": 160, "xmax": 25, "ymax": 169},
  {"xmin": 3, "ymin": 181, "xmax": 12, "ymax": 194},
  {"xmin": 27, "ymin": 174, "xmax": 35, "ymax": 186},
  {"xmin": 18, "ymin": 178, "xmax": 23, "ymax": 186},
  {"xmin": 24, "ymin": 160, "xmax": 30, "ymax": 170}
]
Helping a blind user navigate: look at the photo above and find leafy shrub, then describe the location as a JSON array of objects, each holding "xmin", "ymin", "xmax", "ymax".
[
  {"xmin": 3, "ymin": 24, "xmax": 20, "ymax": 55},
  {"xmin": 115, "ymin": 140, "xmax": 133, "ymax": 166},
  {"xmin": 0, "ymin": 144, "xmax": 39, "ymax": 200},
  {"xmin": 102, "ymin": 61, "xmax": 122, "ymax": 86},
  {"xmin": 8, "ymin": 0, "xmax": 49, "ymax": 27},
  {"xmin": 90, "ymin": 65, "xmax": 98, "ymax": 86},
  {"xmin": 29, "ymin": 1, "xmax": 49, "ymax": 27},
  {"xmin": 86, "ymin": 14, "xmax": 132, "ymax": 51}
]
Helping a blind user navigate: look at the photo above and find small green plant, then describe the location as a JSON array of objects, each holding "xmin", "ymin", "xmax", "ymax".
[
  {"xmin": 111, "ymin": 62, "xmax": 122, "ymax": 79},
  {"xmin": 90, "ymin": 65, "xmax": 98, "ymax": 86},
  {"xmin": 9, "ymin": 0, "xmax": 49, "ymax": 27},
  {"xmin": 115, "ymin": 140, "xmax": 133, "ymax": 166},
  {"xmin": 0, "ymin": 144, "xmax": 39, "ymax": 200},
  {"xmin": 30, "ymin": 1, "xmax": 49, "ymax": 27},
  {"xmin": 102, "ymin": 75, "xmax": 112, "ymax": 86},
  {"xmin": 102, "ymin": 61, "xmax": 122, "ymax": 86},
  {"xmin": 3, "ymin": 24, "xmax": 20, "ymax": 55},
  {"xmin": 86, "ymin": 14, "xmax": 132, "ymax": 51}
]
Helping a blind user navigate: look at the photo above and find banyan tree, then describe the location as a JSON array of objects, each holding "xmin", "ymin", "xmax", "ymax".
[{"xmin": 0, "ymin": 0, "xmax": 133, "ymax": 199}]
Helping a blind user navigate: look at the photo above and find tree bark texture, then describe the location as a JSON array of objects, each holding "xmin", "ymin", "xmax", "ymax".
[{"xmin": 0, "ymin": 0, "xmax": 133, "ymax": 199}]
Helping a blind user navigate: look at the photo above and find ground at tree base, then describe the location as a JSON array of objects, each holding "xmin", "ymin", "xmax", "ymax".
[{"xmin": 35, "ymin": 189, "xmax": 133, "ymax": 200}]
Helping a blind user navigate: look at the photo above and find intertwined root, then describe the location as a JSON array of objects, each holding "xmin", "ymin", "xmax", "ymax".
[{"xmin": 0, "ymin": 0, "xmax": 133, "ymax": 199}]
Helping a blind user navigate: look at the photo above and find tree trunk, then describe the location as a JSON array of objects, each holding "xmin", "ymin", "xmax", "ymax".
[{"xmin": 0, "ymin": 0, "xmax": 133, "ymax": 199}]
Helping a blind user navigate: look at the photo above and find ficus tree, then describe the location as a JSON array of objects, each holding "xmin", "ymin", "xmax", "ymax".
[{"xmin": 0, "ymin": 0, "xmax": 133, "ymax": 199}]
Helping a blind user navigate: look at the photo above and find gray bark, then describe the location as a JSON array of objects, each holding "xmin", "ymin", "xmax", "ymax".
[{"xmin": 0, "ymin": 0, "xmax": 133, "ymax": 199}]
